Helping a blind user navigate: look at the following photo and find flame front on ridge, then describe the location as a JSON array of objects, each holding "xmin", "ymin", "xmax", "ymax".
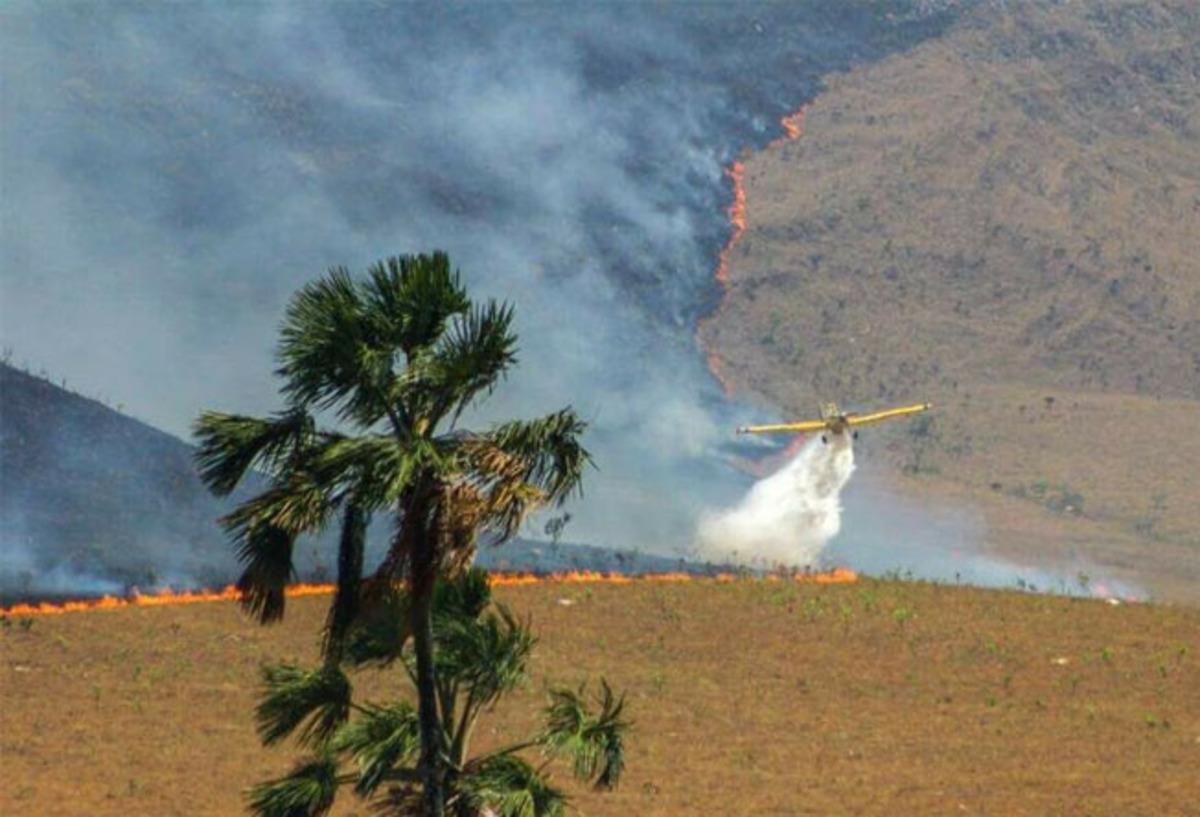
[{"xmin": 701, "ymin": 106, "xmax": 808, "ymax": 392}]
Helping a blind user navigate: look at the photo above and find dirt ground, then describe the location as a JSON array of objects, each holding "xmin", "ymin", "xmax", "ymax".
[{"xmin": 2, "ymin": 578, "xmax": 1198, "ymax": 816}]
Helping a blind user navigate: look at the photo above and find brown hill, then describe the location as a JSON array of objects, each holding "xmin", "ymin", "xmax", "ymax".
[{"xmin": 700, "ymin": 1, "xmax": 1200, "ymax": 601}]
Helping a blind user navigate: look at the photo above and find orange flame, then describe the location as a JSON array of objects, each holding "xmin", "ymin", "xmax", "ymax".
[
  {"xmin": 714, "ymin": 160, "xmax": 747, "ymax": 287},
  {"xmin": 768, "ymin": 106, "xmax": 808, "ymax": 149},
  {"xmin": 701, "ymin": 105, "xmax": 808, "ymax": 392},
  {"xmin": 0, "ymin": 568, "xmax": 857, "ymax": 617}
]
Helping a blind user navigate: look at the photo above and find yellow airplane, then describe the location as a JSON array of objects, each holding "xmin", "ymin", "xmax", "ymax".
[{"xmin": 736, "ymin": 401, "xmax": 932, "ymax": 443}]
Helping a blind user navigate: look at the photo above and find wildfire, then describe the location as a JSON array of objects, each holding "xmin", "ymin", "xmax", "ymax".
[
  {"xmin": 705, "ymin": 350, "xmax": 734, "ymax": 397},
  {"xmin": 0, "ymin": 568, "xmax": 857, "ymax": 617},
  {"xmin": 714, "ymin": 160, "xmax": 747, "ymax": 286},
  {"xmin": 702, "ymin": 105, "xmax": 808, "ymax": 390},
  {"xmin": 768, "ymin": 106, "xmax": 808, "ymax": 149}
]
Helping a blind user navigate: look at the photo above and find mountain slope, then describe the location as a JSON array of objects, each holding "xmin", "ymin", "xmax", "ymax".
[
  {"xmin": 0, "ymin": 364, "xmax": 711, "ymax": 598},
  {"xmin": 0, "ymin": 363, "xmax": 240, "ymax": 593},
  {"xmin": 701, "ymin": 0, "xmax": 1200, "ymax": 601}
]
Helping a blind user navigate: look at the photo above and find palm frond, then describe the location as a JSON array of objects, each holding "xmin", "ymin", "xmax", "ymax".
[
  {"xmin": 323, "ymin": 498, "xmax": 367, "ymax": 664},
  {"xmin": 457, "ymin": 754, "xmax": 567, "ymax": 817},
  {"xmin": 539, "ymin": 680, "xmax": 628, "ymax": 790},
  {"xmin": 361, "ymin": 252, "xmax": 470, "ymax": 358},
  {"xmin": 345, "ymin": 584, "xmax": 411, "ymax": 668},
  {"xmin": 246, "ymin": 753, "xmax": 339, "ymax": 817},
  {"xmin": 435, "ymin": 604, "xmax": 535, "ymax": 709},
  {"xmin": 476, "ymin": 409, "xmax": 591, "ymax": 508},
  {"xmin": 256, "ymin": 663, "xmax": 353, "ymax": 747},
  {"xmin": 193, "ymin": 409, "xmax": 315, "ymax": 496},
  {"xmin": 424, "ymin": 300, "xmax": 518, "ymax": 426},
  {"xmin": 441, "ymin": 441, "xmax": 545, "ymax": 543},
  {"xmin": 432, "ymin": 566, "xmax": 492, "ymax": 622},
  {"xmin": 275, "ymin": 267, "xmax": 394, "ymax": 424},
  {"xmin": 312, "ymin": 434, "xmax": 432, "ymax": 510},
  {"xmin": 231, "ymin": 523, "xmax": 295, "ymax": 623},
  {"xmin": 222, "ymin": 472, "xmax": 334, "ymax": 539},
  {"xmin": 331, "ymin": 702, "xmax": 420, "ymax": 797}
]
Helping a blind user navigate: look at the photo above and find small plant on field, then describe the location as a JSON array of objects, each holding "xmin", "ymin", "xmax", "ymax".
[
  {"xmin": 892, "ymin": 606, "xmax": 915, "ymax": 627},
  {"xmin": 249, "ymin": 568, "xmax": 628, "ymax": 817},
  {"xmin": 1143, "ymin": 712, "xmax": 1170, "ymax": 729},
  {"xmin": 649, "ymin": 672, "xmax": 667, "ymax": 696}
]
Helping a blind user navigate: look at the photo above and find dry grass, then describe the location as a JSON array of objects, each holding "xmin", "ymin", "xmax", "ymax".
[{"xmin": 3, "ymin": 579, "xmax": 1198, "ymax": 816}]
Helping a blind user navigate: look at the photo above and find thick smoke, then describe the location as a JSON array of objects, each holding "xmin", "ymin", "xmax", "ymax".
[
  {"xmin": 2, "ymin": 2, "xmax": 994, "ymax": 586},
  {"xmin": 697, "ymin": 434, "xmax": 854, "ymax": 568}
]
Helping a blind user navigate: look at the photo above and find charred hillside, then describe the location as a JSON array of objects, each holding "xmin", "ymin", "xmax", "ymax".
[
  {"xmin": 0, "ymin": 363, "xmax": 239, "ymax": 594},
  {"xmin": 702, "ymin": 0, "xmax": 1200, "ymax": 601}
]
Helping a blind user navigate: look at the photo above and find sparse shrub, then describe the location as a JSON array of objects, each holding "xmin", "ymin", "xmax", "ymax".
[{"xmin": 1143, "ymin": 713, "xmax": 1170, "ymax": 729}]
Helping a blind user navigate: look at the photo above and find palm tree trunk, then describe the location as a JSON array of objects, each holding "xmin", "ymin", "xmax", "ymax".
[{"xmin": 411, "ymin": 528, "xmax": 446, "ymax": 817}]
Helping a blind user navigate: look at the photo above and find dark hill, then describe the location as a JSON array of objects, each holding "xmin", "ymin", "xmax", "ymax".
[
  {"xmin": 0, "ymin": 363, "xmax": 713, "ymax": 599},
  {"xmin": 0, "ymin": 362, "xmax": 240, "ymax": 595}
]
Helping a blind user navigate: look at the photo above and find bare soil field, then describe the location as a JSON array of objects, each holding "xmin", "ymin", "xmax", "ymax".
[{"xmin": 2, "ymin": 578, "xmax": 1198, "ymax": 816}]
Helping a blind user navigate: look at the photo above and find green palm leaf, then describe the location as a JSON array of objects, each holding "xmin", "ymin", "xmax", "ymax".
[
  {"xmin": 256, "ymin": 663, "xmax": 353, "ymax": 747},
  {"xmin": 276, "ymin": 268, "xmax": 371, "ymax": 415},
  {"xmin": 457, "ymin": 755, "xmax": 567, "ymax": 817},
  {"xmin": 331, "ymin": 702, "xmax": 420, "ymax": 796},
  {"xmin": 432, "ymin": 566, "xmax": 492, "ymax": 622},
  {"xmin": 435, "ymin": 605, "xmax": 535, "ymax": 708},
  {"xmin": 193, "ymin": 409, "xmax": 315, "ymax": 496},
  {"xmin": 479, "ymin": 409, "xmax": 591, "ymax": 507},
  {"xmin": 246, "ymin": 752, "xmax": 339, "ymax": 817},
  {"xmin": 345, "ymin": 585, "xmax": 410, "ymax": 668},
  {"xmin": 231, "ymin": 522, "xmax": 295, "ymax": 623},
  {"xmin": 323, "ymin": 498, "xmax": 367, "ymax": 664},
  {"xmin": 422, "ymin": 300, "xmax": 518, "ymax": 425},
  {"xmin": 539, "ymin": 680, "xmax": 628, "ymax": 790},
  {"xmin": 361, "ymin": 252, "xmax": 469, "ymax": 357}
]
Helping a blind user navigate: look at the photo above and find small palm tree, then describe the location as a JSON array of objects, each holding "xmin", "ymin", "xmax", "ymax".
[
  {"xmin": 194, "ymin": 253, "xmax": 590, "ymax": 816},
  {"xmin": 246, "ymin": 568, "xmax": 628, "ymax": 816}
]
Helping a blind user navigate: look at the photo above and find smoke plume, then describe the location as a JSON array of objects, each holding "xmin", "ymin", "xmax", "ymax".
[
  {"xmin": 697, "ymin": 434, "xmax": 854, "ymax": 568},
  {"xmin": 2, "ymin": 2, "xmax": 991, "ymax": 590}
]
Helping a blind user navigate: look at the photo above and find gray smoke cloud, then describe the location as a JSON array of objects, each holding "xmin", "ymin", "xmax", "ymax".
[{"xmin": 3, "ymin": 2, "xmax": 979, "ymax": 584}]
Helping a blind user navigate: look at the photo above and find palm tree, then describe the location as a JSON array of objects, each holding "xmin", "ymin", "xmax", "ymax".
[
  {"xmin": 194, "ymin": 253, "xmax": 590, "ymax": 816},
  {"xmin": 246, "ymin": 568, "xmax": 628, "ymax": 816}
]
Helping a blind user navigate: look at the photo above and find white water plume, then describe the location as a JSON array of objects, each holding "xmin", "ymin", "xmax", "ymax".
[{"xmin": 696, "ymin": 434, "xmax": 855, "ymax": 568}]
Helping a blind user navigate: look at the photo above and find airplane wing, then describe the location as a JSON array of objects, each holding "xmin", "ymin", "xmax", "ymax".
[
  {"xmin": 736, "ymin": 419, "xmax": 828, "ymax": 435},
  {"xmin": 845, "ymin": 403, "xmax": 932, "ymax": 427}
]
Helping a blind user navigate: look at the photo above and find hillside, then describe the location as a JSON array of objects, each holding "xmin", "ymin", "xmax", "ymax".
[
  {"xmin": 700, "ymin": 1, "xmax": 1200, "ymax": 601},
  {"xmin": 0, "ymin": 364, "xmax": 708, "ymax": 598},
  {"xmin": 0, "ymin": 363, "xmax": 242, "ymax": 594},
  {"xmin": 2, "ymin": 578, "xmax": 1197, "ymax": 815}
]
